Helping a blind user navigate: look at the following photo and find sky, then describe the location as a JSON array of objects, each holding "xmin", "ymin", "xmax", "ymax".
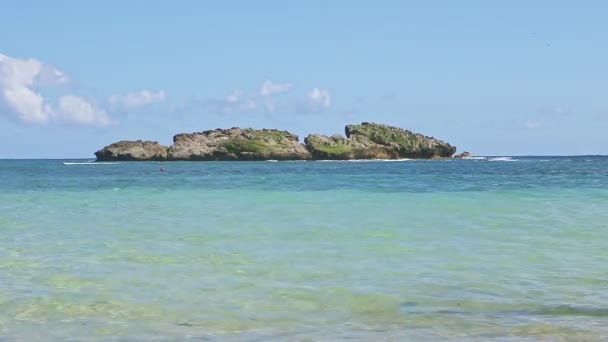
[{"xmin": 1, "ymin": 0, "xmax": 607, "ymax": 158}]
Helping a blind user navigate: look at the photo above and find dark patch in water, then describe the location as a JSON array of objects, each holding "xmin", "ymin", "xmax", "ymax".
[
  {"xmin": 532, "ymin": 305, "xmax": 608, "ymax": 317},
  {"xmin": 434, "ymin": 309, "xmax": 465, "ymax": 315},
  {"xmin": 404, "ymin": 303, "xmax": 608, "ymax": 318},
  {"xmin": 176, "ymin": 322, "xmax": 197, "ymax": 327}
]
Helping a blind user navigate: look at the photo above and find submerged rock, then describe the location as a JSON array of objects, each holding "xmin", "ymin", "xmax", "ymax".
[
  {"xmin": 454, "ymin": 151, "xmax": 472, "ymax": 158},
  {"xmin": 304, "ymin": 122, "xmax": 456, "ymax": 160},
  {"xmin": 94, "ymin": 140, "xmax": 169, "ymax": 161}
]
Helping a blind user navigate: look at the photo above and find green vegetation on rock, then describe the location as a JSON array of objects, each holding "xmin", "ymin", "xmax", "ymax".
[
  {"xmin": 244, "ymin": 129, "xmax": 295, "ymax": 141},
  {"xmin": 305, "ymin": 122, "xmax": 456, "ymax": 160},
  {"xmin": 223, "ymin": 139, "xmax": 267, "ymax": 154},
  {"xmin": 312, "ymin": 145, "xmax": 355, "ymax": 155}
]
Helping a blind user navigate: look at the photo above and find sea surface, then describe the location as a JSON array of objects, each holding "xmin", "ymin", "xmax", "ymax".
[{"xmin": 1, "ymin": 156, "xmax": 607, "ymax": 341}]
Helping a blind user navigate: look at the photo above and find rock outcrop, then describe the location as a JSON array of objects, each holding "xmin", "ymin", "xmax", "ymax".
[
  {"xmin": 454, "ymin": 151, "xmax": 472, "ymax": 159},
  {"xmin": 94, "ymin": 140, "xmax": 169, "ymax": 161},
  {"xmin": 167, "ymin": 128, "xmax": 310, "ymax": 161},
  {"xmin": 95, "ymin": 123, "xmax": 458, "ymax": 161},
  {"xmin": 304, "ymin": 122, "xmax": 456, "ymax": 160}
]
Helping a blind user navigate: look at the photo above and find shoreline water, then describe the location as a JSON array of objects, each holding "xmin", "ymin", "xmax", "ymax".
[{"xmin": 1, "ymin": 156, "xmax": 607, "ymax": 340}]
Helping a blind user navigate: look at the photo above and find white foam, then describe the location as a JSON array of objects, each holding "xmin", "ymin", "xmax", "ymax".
[
  {"xmin": 266, "ymin": 160, "xmax": 278, "ymax": 162},
  {"xmin": 488, "ymin": 157, "xmax": 517, "ymax": 162}
]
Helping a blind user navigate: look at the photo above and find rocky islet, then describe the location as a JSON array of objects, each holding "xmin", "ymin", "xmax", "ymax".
[{"xmin": 94, "ymin": 122, "xmax": 459, "ymax": 161}]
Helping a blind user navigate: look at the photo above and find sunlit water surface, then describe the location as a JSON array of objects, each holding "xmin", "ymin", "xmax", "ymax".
[{"xmin": 1, "ymin": 157, "xmax": 607, "ymax": 341}]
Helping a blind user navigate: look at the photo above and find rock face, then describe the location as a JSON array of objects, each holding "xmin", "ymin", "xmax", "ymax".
[
  {"xmin": 167, "ymin": 128, "xmax": 311, "ymax": 161},
  {"xmin": 94, "ymin": 140, "xmax": 169, "ymax": 161},
  {"xmin": 304, "ymin": 122, "xmax": 456, "ymax": 160},
  {"xmin": 95, "ymin": 123, "xmax": 458, "ymax": 161}
]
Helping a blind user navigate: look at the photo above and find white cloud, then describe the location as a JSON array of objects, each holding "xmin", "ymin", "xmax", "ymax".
[
  {"xmin": 279, "ymin": 87, "xmax": 332, "ymax": 115},
  {"xmin": 259, "ymin": 80, "xmax": 292, "ymax": 96},
  {"xmin": 56, "ymin": 95, "xmax": 115, "ymax": 126},
  {"xmin": 201, "ymin": 90, "xmax": 257, "ymax": 115},
  {"xmin": 225, "ymin": 90, "xmax": 242, "ymax": 103},
  {"xmin": 1, "ymin": 85, "xmax": 52, "ymax": 124},
  {"xmin": 108, "ymin": 89, "xmax": 165, "ymax": 110},
  {"xmin": 0, "ymin": 53, "xmax": 64, "ymax": 123},
  {"xmin": 174, "ymin": 80, "xmax": 331, "ymax": 117},
  {"xmin": 259, "ymin": 80, "xmax": 293, "ymax": 112},
  {"xmin": 308, "ymin": 88, "xmax": 331, "ymax": 108},
  {"xmin": 177, "ymin": 80, "xmax": 334, "ymax": 116},
  {"xmin": 201, "ymin": 80, "xmax": 294, "ymax": 115},
  {"xmin": 0, "ymin": 53, "xmax": 113, "ymax": 126}
]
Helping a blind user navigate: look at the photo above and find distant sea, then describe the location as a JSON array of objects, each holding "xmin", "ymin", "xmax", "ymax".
[{"xmin": 1, "ymin": 156, "xmax": 607, "ymax": 341}]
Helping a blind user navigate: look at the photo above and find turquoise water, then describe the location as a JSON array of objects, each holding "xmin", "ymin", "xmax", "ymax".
[{"xmin": 1, "ymin": 157, "xmax": 608, "ymax": 341}]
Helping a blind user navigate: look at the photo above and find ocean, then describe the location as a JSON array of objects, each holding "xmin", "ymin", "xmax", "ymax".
[{"xmin": 1, "ymin": 156, "xmax": 607, "ymax": 341}]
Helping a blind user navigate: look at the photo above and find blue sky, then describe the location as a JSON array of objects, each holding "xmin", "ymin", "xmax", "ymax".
[{"xmin": 1, "ymin": 0, "xmax": 607, "ymax": 158}]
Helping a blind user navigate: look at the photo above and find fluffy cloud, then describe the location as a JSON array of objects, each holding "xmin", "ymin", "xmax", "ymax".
[
  {"xmin": 259, "ymin": 80, "xmax": 293, "ymax": 112},
  {"xmin": 56, "ymin": 95, "xmax": 115, "ymax": 126},
  {"xmin": 308, "ymin": 88, "xmax": 331, "ymax": 109},
  {"xmin": 0, "ymin": 53, "xmax": 63, "ymax": 123},
  {"xmin": 0, "ymin": 53, "xmax": 112, "ymax": 126},
  {"xmin": 108, "ymin": 90, "xmax": 165, "ymax": 110},
  {"xmin": 259, "ymin": 80, "xmax": 292, "ymax": 96}
]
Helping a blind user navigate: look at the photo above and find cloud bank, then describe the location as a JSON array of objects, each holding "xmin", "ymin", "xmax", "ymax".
[
  {"xmin": 1, "ymin": 53, "xmax": 331, "ymax": 126},
  {"xmin": 0, "ymin": 53, "xmax": 113, "ymax": 126},
  {"xmin": 0, "ymin": 53, "xmax": 165, "ymax": 126}
]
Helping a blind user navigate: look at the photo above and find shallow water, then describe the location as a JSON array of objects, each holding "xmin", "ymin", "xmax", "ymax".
[{"xmin": 1, "ymin": 157, "xmax": 608, "ymax": 340}]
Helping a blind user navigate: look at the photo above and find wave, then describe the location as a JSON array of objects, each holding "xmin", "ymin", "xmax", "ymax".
[{"xmin": 488, "ymin": 157, "xmax": 518, "ymax": 162}]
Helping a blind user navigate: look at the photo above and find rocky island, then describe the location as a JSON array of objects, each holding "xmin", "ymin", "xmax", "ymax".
[{"xmin": 94, "ymin": 122, "xmax": 458, "ymax": 161}]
